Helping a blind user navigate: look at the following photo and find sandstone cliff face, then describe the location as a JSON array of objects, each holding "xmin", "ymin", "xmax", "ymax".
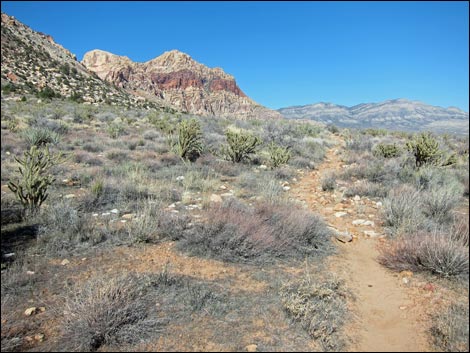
[{"xmin": 82, "ymin": 49, "xmax": 281, "ymax": 119}]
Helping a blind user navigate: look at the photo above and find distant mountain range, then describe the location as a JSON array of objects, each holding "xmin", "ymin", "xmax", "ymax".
[
  {"xmin": 1, "ymin": 12, "xmax": 467, "ymax": 132},
  {"xmin": 278, "ymin": 99, "xmax": 469, "ymax": 134}
]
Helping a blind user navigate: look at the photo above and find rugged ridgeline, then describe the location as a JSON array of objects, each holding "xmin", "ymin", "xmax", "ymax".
[
  {"xmin": 278, "ymin": 99, "xmax": 469, "ymax": 134},
  {"xmin": 0, "ymin": 13, "xmax": 163, "ymax": 109},
  {"xmin": 82, "ymin": 49, "xmax": 282, "ymax": 120}
]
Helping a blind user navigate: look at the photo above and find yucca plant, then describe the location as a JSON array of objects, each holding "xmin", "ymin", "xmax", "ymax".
[
  {"xmin": 8, "ymin": 146, "xmax": 68, "ymax": 214},
  {"xmin": 222, "ymin": 130, "xmax": 262, "ymax": 163},
  {"xmin": 173, "ymin": 118, "xmax": 204, "ymax": 161},
  {"xmin": 406, "ymin": 132, "xmax": 442, "ymax": 168},
  {"xmin": 268, "ymin": 142, "xmax": 291, "ymax": 168},
  {"xmin": 21, "ymin": 127, "xmax": 60, "ymax": 147}
]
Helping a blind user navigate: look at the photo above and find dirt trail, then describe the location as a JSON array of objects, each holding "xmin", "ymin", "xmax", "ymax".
[{"xmin": 292, "ymin": 136, "xmax": 430, "ymax": 352}]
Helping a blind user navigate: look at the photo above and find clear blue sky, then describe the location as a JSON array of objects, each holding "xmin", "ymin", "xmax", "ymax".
[{"xmin": 2, "ymin": 1, "xmax": 469, "ymax": 111}]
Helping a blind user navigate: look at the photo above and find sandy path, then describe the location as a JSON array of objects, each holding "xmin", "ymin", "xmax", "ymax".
[{"xmin": 291, "ymin": 136, "xmax": 430, "ymax": 352}]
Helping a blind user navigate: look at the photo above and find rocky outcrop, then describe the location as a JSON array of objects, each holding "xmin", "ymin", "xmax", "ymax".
[{"xmin": 82, "ymin": 49, "xmax": 281, "ymax": 119}]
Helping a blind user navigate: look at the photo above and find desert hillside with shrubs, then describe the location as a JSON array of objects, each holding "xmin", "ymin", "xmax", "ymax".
[{"xmin": 1, "ymin": 92, "xmax": 468, "ymax": 351}]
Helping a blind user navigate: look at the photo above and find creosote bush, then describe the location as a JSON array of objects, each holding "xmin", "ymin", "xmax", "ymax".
[{"xmin": 373, "ymin": 143, "xmax": 401, "ymax": 158}]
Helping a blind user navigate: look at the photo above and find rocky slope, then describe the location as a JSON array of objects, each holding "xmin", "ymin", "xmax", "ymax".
[
  {"xmin": 278, "ymin": 99, "xmax": 469, "ymax": 134},
  {"xmin": 0, "ymin": 13, "xmax": 164, "ymax": 109},
  {"xmin": 82, "ymin": 49, "xmax": 281, "ymax": 120}
]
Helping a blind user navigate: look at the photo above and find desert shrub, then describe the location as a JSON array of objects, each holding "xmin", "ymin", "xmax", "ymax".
[
  {"xmin": 107, "ymin": 122, "xmax": 126, "ymax": 139},
  {"xmin": 172, "ymin": 118, "xmax": 204, "ymax": 161},
  {"xmin": 267, "ymin": 142, "xmax": 291, "ymax": 168},
  {"xmin": 82, "ymin": 142, "xmax": 103, "ymax": 153},
  {"xmin": 179, "ymin": 199, "xmax": 332, "ymax": 263},
  {"xmin": 274, "ymin": 166, "xmax": 297, "ymax": 180},
  {"xmin": 21, "ymin": 127, "xmax": 60, "ymax": 147},
  {"xmin": 421, "ymin": 183, "xmax": 462, "ymax": 224},
  {"xmin": 321, "ymin": 173, "xmax": 336, "ymax": 191},
  {"xmin": 61, "ymin": 273, "xmax": 163, "ymax": 351},
  {"xmin": 382, "ymin": 185, "xmax": 426, "ymax": 236},
  {"xmin": 345, "ymin": 136, "xmax": 373, "ymax": 152},
  {"xmin": 373, "ymin": 143, "xmax": 401, "ymax": 158},
  {"xmin": 8, "ymin": 146, "xmax": 68, "ymax": 214},
  {"xmin": 430, "ymin": 303, "xmax": 469, "ymax": 352},
  {"xmin": 280, "ymin": 273, "xmax": 350, "ymax": 351},
  {"xmin": 36, "ymin": 86, "xmax": 59, "ymax": 99},
  {"xmin": 344, "ymin": 180, "xmax": 389, "ymax": 198},
  {"xmin": 36, "ymin": 200, "xmax": 103, "ymax": 255},
  {"xmin": 106, "ymin": 149, "xmax": 129, "ymax": 162},
  {"xmin": 326, "ymin": 124, "xmax": 339, "ymax": 134},
  {"xmin": 378, "ymin": 229, "xmax": 469, "ymax": 278},
  {"xmin": 221, "ymin": 130, "xmax": 262, "ymax": 163},
  {"xmin": 406, "ymin": 132, "xmax": 442, "ymax": 168}
]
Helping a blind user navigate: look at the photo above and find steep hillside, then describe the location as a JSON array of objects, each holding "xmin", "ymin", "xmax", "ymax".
[
  {"xmin": 278, "ymin": 99, "xmax": 469, "ymax": 134},
  {"xmin": 82, "ymin": 49, "xmax": 282, "ymax": 120},
  {"xmin": 1, "ymin": 13, "xmax": 173, "ymax": 110}
]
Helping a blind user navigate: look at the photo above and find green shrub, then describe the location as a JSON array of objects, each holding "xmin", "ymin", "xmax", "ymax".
[
  {"xmin": 106, "ymin": 122, "xmax": 125, "ymax": 139},
  {"xmin": 173, "ymin": 118, "xmax": 204, "ymax": 161},
  {"xmin": 321, "ymin": 173, "xmax": 336, "ymax": 191},
  {"xmin": 7, "ymin": 146, "xmax": 68, "ymax": 214},
  {"xmin": 373, "ymin": 143, "xmax": 402, "ymax": 158},
  {"xmin": 36, "ymin": 86, "xmax": 59, "ymax": 99},
  {"xmin": 406, "ymin": 132, "xmax": 442, "ymax": 168},
  {"xmin": 267, "ymin": 142, "xmax": 291, "ymax": 168},
  {"xmin": 221, "ymin": 130, "xmax": 262, "ymax": 163}
]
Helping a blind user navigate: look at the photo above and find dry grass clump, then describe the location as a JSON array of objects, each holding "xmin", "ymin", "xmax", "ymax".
[
  {"xmin": 280, "ymin": 272, "xmax": 351, "ymax": 351},
  {"xmin": 61, "ymin": 273, "xmax": 163, "ymax": 351},
  {"xmin": 430, "ymin": 303, "xmax": 469, "ymax": 352},
  {"xmin": 179, "ymin": 198, "xmax": 333, "ymax": 263}
]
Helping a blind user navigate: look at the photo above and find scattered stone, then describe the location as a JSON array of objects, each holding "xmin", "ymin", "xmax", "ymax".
[
  {"xmin": 25, "ymin": 336, "xmax": 34, "ymax": 343},
  {"xmin": 92, "ymin": 213, "xmax": 99, "ymax": 217},
  {"xmin": 168, "ymin": 203, "xmax": 176, "ymax": 208},
  {"xmin": 400, "ymin": 270, "xmax": 413, "ymax": 278},
  {"xmin": 34, "ymin": 333, "xmax": 45, "ymax": 342},
  {"xmin": 121, "ymin": 213, "xmax": 135, "ymax": 220},
  {"xmin": 110, "ymin": 208, "xmax": 119, "ymax": 214},
  {"xmin": 210, "ymin": 194, "xmax": 223, "ymax": 203},
  {"xmin": 245, "ymin": 344, "xmax": 258, "ymax": 352},
  {"xmin": 170, "ymin": 210, "xmax": 179, "ymax": 214},
  {"xmin": 101, "ymin": 212, "xmax": 111, "ymax": 216},
  {"xmin": 38, "ymin": 307, "xmax": 46, "ymax": 312},
  {"xmin": 220, "ymin": 185, "xmax": 227, "ymax": 190},
  {"xmin": 64, "ymin": 194, "xmax": 76, "ymax": 199},
  {"xmin": 334, "ymin": 212, "xmax": 347, "ymax": 218},
  {"xmin": 283, "ymin": 186, "xmax": 291, "ymax": 191},
  {"xmin": 61, "ymin": 259, "xmax": 70, "ymax": 266},
  {"xmin": 24, "ymin": 307, "xmax": 38, "ymax": 316},
  {"xmin": 176, "ymin": 176, "xmax": 185, "ymax": 181},
  {"xmin": 423, "ymin": 283, "xmax": 435, "ymax": 292},
  {"xmin": 120, "ymin": 220, "xmax": 127, "ymax": 223},
  {"xmin": 26, "ymin": 271, "xmax": 35, "ymax": 275},
  {"xmin": 221, "ymin": 192, "xmax": 234, "ymax": 198},
  {"xmin": 352, "ymin": 219, "xmax": 366, "ymax": 225},
  {"xmin": 399, "ymin": 306, "xmax": 407, "ymax": 310},
  {"xmin": 362, "ymin": 220, "xmax": 374, "ymax": 226},
  {"xmin": 333, "ymin": 204, "xmax": 344, "ymax": 211},
  {"xmin": 402, "ymin": 277, "xmax": 409, "ymax": 284},
  {"xmin": 4, "ymin": 253, "xmax": 15, "ymax": 258},
  {"xmin": 259, "ymin": 165, "xmax": 268, "ymax": 170},
  {"xmin": 334, "ymin": 231, "xmax": 353, "ymax": 243},
  {"xmin": 353, "ymin": 195, "xmax": 361, "ymax": 201},
  {"xmin": 364, "ymin": 230, "xmax": 381, "ymax": 238},
  {"xmin": 375, "ymin": 201, "xmax": 383, "ymax": 207}
]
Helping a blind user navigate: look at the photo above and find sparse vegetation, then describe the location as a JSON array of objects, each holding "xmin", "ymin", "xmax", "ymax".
[{"xmin": 221, "ymin": 129, "xmax": 262, "ymax": 163}]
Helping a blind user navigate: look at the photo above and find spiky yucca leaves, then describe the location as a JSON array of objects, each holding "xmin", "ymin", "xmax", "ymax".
[
  {"xmin": 21, "ymin": 127, "xmax": 60, "ymax": 147},
  {"xmin": 8, "ymin": 146, "xmax": 68, "ymax": 214},
  {"xmin": 406, "ymin": 132, "xmax": 442, "ymax": 168},
  {"xmin": 173, "ymin": 118, "xmax": 204, "ymax": 162},
  {"xmin": 268, "ymin": 142, "xmax": 291, "ymax": 168},
  {"xmin": 222, "ymin": 130, "xmax": 262, "ymax": 163}
]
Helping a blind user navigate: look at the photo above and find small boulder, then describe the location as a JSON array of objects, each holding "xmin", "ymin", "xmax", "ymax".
[
  {"xmin": 334, "ymin": 212, "xmax": 348, "ymax": 218},
  {"xmin": 210, "ymin": 194, "xmax": 223, "ymax": 203},
  {"xmin": 24, "ymin": 307, "xmax": 38, "ymax": 316},
  {"xmin": 245, "ymin": 344, "xmax": 258, "ymax": 352},
  {"xmin": 334, "ymin": 231, "xmax": 353, "ymax": 243},
  {"xmin": 61, "ymin": 259, "xmax": 70, "ymax": 266}
]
